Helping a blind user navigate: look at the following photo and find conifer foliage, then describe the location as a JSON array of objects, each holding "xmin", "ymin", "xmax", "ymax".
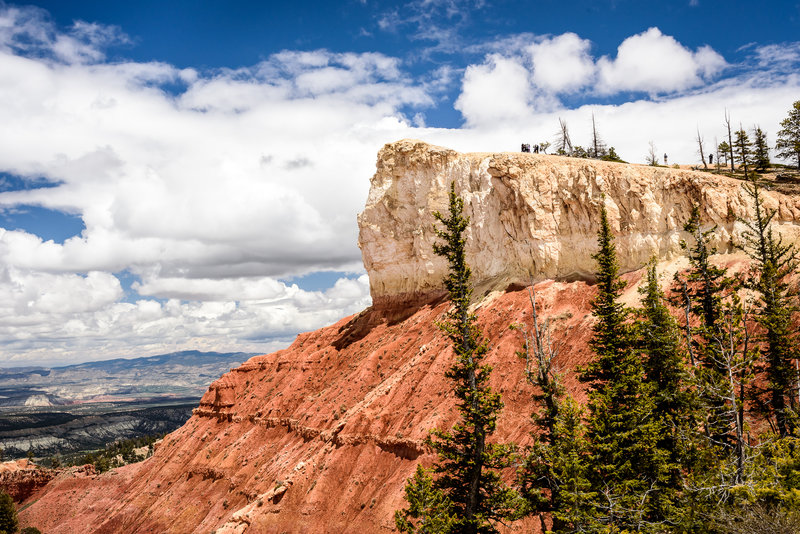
[
  {"xmin": 752, "ymin": 126, "xmax": 770, "ymax": 171},
  {"xmin": 580, "ymin": 204, "xmax": 670, "ymax": 530},
  {"xmin": 396, "ymin": 183, "xmax": 518, "ymax": 534},
  {"xmin": 637, "ymin": 260, "xmax": 696, "ymax": 469},
  {"xmin": 776, "ymin": 100, "xmax": 800, "ymax": 169},
  {"xmin": 0, "ymin": 490, "xmax": 18, "ymax": 534},
  {"xmin": 740, "ymin": 176, "xmax": 800, "ymax": 436}
]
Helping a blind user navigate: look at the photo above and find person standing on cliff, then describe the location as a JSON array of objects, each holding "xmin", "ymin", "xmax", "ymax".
[{"xmin": 664, "ymin": 153, "xmax": 668, "ymax": 165}]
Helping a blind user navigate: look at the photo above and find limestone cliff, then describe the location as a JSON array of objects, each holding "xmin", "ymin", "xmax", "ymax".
[
  {"xmin": 359, "ymin": 139, "xmax": 800, "ymax": 305},
  {"xmin": 12, "ymin": 141, "xmax": 800, "ymax": 533}
]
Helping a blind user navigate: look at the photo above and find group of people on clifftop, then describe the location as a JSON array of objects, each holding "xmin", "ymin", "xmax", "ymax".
[{"xmin": 520, "ymin": 143, "xmax": 541, "ymax": 153}]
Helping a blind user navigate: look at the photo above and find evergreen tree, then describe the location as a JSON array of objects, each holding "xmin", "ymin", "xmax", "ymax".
[
  {"xmin": 395, "ymin": 466, "xmax": 456, "ymax": 534},
  {"xmin": 515, "ymin": 282, "xmax": 595, "ymax": 533},
  {"xmin": 734, "ymin": 128, "xmax": 753, "ymax": 176},
  {"xmin": 519, "ymin": 396, "xmax": 596, "ymax": 534},
  {"xmin": 776, "ymin": 100, "xmax": 800, "ymax": 169},
  {"xmin": 752, "ymin": 126, "xmax": 770, "ymax": 171},
  {"xmin": 718, "ymin": 141, "xmax": 731, "ymax": 167},
  {"xmin": 676, "ymin": 205, "xmax": 738, "ymax": 446},
  {"xmin": 637, "ymin": 260, "xmax": 697, "ymax": 468},
  {"xmin": 740, "ymin": 176, "xmax": 800, "ymax": 437},
  {"xmin": 0, "ymin": 490, "xmax": 18, "ymax": 534},
  {"xmin": 580, "ymin": 204, "xmax": 670, "ymax": 530},
  {"xmin": 601, "ymin": 147, "xmax": 626, "ymax": 163},
  {"xmin": 404, "ymin": 182, "xmax": 518, "ymax": 534}
]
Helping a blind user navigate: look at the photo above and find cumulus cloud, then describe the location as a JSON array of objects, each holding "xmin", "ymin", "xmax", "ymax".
[
  {"xmin": 0, "ymin": 5, "xmax": 424, "ymax": 365},
  {"xmin": 0, "ymin": 265, "xmax": 371, "ymax": 366},
  {"xmin": 527, "ymin": 33, "xmax": 595, "ymax": 93},
  {"xmin": 455, "ymin": 54, "xmax": 535, "ymax": 126},
  {"xmin": 453, "ymin": 28, "xmax": 729, "ymax": 125},
  {"xmin": 596, "ymin": 27, "xmax": 726, "ymax": 94}
]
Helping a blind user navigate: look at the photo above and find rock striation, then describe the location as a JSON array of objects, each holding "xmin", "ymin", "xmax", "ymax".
[{"xmin": 12, "ymin": 141, "xmax": 800, "ymax": 533}]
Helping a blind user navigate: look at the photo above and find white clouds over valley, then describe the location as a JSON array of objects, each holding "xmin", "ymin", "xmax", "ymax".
[{"xmin": 0, "ymin": 5, "xmax": 798, "ymax": 364}]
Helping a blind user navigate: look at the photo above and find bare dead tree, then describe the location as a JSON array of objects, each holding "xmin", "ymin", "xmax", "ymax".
[
  {"xmin": 704, "ymin": 294, "xmax": 755, "ymax": 485},
  {"xmin": 590, "ymin": 113, "xmax": 607, "ymax": 158},
  {"xmin": 697, "ymin": 127, "xmax": 708, "ymax": 170},
  {"xmin": 514, "ymin": 277, "xmax": 567, "ymax": 437},
  {"xmin": 725, "ymin": 109, "xmax": 735, "ymax": 173},
  {"xmin": 646, "ymin": 141, "xmax": 659, "ymax": 165},
  {"xmin": 555, "ymin": 118, "xmax": 573, "ymax": 156}
]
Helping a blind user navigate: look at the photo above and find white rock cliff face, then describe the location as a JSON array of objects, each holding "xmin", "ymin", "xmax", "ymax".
[{"xmin": 358, "ymin": 139, "xmax": 800, "ymax": 305}]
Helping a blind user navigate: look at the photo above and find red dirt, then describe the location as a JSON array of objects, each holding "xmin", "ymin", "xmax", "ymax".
[{"xmin": 13, "ymin": 275, "xmax": 641, "ymax": 533}]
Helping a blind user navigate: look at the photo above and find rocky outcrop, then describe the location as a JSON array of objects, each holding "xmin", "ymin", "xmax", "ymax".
[
  {"xmin": 0, "ymin": 460, "xmax": 57, "ymax": 502},
  {"xmin": 359, "ymin": 139, "xmax": 800, "ymax": 306},
  {"xmin": 17, "ymin": 141, "xmax": 800, "ymax": 533}
]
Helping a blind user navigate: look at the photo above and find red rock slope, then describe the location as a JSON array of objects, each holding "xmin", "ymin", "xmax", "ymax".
[{"xmin": 17, "ymin": 277, "xmax": 609, "ymax": 533}]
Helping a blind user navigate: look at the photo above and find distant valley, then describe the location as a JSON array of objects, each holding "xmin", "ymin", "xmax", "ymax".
[{"xmin": 0, "ymin": 350, "xmax": 255, "ymax": 460}]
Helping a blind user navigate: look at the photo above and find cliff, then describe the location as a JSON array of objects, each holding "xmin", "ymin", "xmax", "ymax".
[
  {"xmin": 12, "ymin": 141, "xmax": 800, "ymax": 533},
  {"xmin": 360, "ymin": 140, "xmax": 800, "ymax": 305}
]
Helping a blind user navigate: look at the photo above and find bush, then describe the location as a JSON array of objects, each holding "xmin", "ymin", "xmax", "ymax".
[{"xmin": 0, "ymin": 490, "xmax": 18, "ymax": 534}]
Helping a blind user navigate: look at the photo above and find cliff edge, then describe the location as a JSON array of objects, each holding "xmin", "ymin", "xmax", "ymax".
[{"xmin": 360, "ymin": 139, "xmax": 800, "ymax": 306}]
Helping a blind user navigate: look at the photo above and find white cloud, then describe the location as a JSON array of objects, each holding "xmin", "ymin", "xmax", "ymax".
[
  {"xmin": 0, "ymin": 266, "xmax": 371, "ymax": 366},
  {"xmin": 454, "ymin": 54, "xmax": 535, "ymax": 126},
  {"xmin": 751, "ymin": 42, "xmax": 800, "ymax": 69},
  {"xmin": 0, "ymin": 6, "xmax": 427, "ymax": 364},
  {"xmin": 528, "ymin": 33, "xmax": 595, "ymax": 93},
  {"xmin": 596, "ymin": 27, "xmax": 726, "ymax": 94},
  {"xmin": 0, "ymin": 5, "xmax": 128, "ymax": 64}
]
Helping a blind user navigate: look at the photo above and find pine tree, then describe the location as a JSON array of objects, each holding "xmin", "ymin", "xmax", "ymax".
[
  {"xmin": 637, "ymin": 260, "xmax": 697, "ymax": 466},
  {"xmin": 734, "ymin": 128, "xmax": 753, "ymax": 176},
  {"xmin": 752, "ymin": 126, "xmax": 770, "ymax": 172},
  {"xmin": 422, "ymin": 182, "xmax": 518, "ymax": 534},
  {"xmin": 580, "ymin": 204, "xmax": 669, "ymax": 530},
  {"xmin": 718, "ymin": 141, "xmax": 731, "ymax": 167},
  {"xmin": 676, "ymin": 206, "xmax": 737, "ymax": 447},
  {"xmin": 740, "ymin": 176, "xmax": 800, "ymax": 437},
  {"xmin": 776, "ymin": 100, "xmax": 800, "ymax": 169},
  {"xmin": 395, "ymin": 466, "xmax": 456, "ymax": 534},
  {"xmin": 519, "ymin": 396, "xmax": 596, "ymax": 534},
  {"xmin": 515, "ymin": 282, "xmax": 595, "ymax": 533},
  {"xmin": 0, "ymin": 490, "xmax": 18, "ymax": 534}
]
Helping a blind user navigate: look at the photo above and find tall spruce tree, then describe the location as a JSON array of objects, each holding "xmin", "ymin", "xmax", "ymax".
[
  {"xmin": 519, "ymin": 396, "xmax": 595, "ymax": 534},
  {"xmin": 734, "ymin": 128, "xmax": 753, "ymax": 176},
  {"xmin": 413, "ymin": 182, "xmax": 518, "ymax": 534},
  {"xmin": 776, "ymin": 100, "xmax": 800, "ymax": 169},
  {"xmin": 740, "ymin": 176, "xmax": 800, "ymax": 437},
  {"xmin": 637, "ymin": 260, "xmax": 697, "ymax": 466},
  {"xmin": 580, "ymin": 203, "xmax": 669, "ymax": 530},
  {"xmin": 675, "ymin": 205, "xmax": 739, "ymax": 446},
  {"xmin": 752, "ymin": 126, "xmax": 770, "ymax": 172}
]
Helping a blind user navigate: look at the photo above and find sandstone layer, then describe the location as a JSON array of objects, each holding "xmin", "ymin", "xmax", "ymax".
[
  {"xmin": 12, "ymin": 141, "xmax": 800, "ymax": 533},
  {"xmin": 359, "ymin": 139, "xmax": 800, "ymax": 306}
]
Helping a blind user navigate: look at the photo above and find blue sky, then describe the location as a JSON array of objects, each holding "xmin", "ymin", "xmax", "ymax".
[{"xmin": 0, "ymin": 0, "xmax": 798, "ymax": 366}]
